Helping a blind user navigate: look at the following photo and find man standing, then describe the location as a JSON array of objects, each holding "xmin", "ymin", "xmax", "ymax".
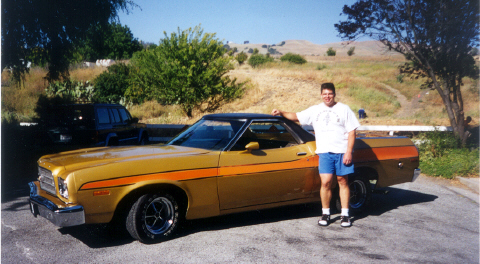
[{"xmin": 271, "ymin": 83, "xmax": 360, "ymax": 227}]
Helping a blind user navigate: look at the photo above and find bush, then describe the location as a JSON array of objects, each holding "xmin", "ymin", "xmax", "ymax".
[
  {"xmin": 347, "ymin": 47, "xmax": 355, "ymax": 56},
  {"xmin": 248, "ymin": 54, "xmax": 274, "ymax": 68},
  {"xmin": 236, "ymin": 52, "xmax": 248, "ymax": 65},
  {"xmin": 416, "ymin": 131, "xmax": 479, "ymax": 178},
  {"xmin": 253, "ymin": 48, "xmax": 259, "ymax": 55},
  {"xmin": 280, "ymin": 53, "xmax": 307, "ymax": 64},
  {"xmin": 326, "ymin": 47, "xmax": 336, "ymax": 56},
  {"xmin": 93, "ymin": 63, "xmax": 131, "ymax": 103},
  {"xmin": 45, "ymin": 80, "xmax": 95, "ymax": 103}
]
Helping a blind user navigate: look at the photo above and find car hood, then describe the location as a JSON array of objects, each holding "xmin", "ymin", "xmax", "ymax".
[{"xmin": 39, "ymin": 145, "xmax": 214, "ymax": 173}]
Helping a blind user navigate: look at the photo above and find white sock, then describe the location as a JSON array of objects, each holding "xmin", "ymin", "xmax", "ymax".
[
  {"xmin": 341, "ymin": 208, "xmax": 349, "ymax": 217},
  {"xmin": 322, "ymin": 208, "xmax": 330, "ymax": 215}
]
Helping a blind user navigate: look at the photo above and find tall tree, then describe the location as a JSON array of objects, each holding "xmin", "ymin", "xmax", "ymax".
[
  {"xmin": 127, "ymin": 26, "xmax": 244, "ymax": 117},
  {"xmin": 335, "ymin": 0, "xmax": 479, "ymax": 145},
  {"xmin": 2, "ymin": 0, "xmax": 137, "ymax": 82},
  {"xmin": 76, "ymin": 22, "xmax": 142, "ymax": 61}
]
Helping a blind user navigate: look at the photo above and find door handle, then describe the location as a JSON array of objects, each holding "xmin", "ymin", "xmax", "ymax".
[{"xmin": 296, "ymin": 152, "xmax": 307, "ymax": 156}]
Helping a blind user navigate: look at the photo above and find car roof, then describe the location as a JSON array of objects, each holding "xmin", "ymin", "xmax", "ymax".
[
  {"xmin": 202, "ymin": 113, "xmax": 315, "ymax": 143},
  {"xmin": 203, "ymin": 113, "xmax": 278, "ymax": 120}
]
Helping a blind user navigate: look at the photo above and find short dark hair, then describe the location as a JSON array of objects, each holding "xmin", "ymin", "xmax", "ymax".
[{"xmin": 321, "ymin": 83, "xmax": 335, "ymax": 94}]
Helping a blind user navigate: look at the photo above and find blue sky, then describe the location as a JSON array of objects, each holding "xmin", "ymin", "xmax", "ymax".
[{"xmin": 118, "ymin": 0, "xmax": 361, "ymax": 45}]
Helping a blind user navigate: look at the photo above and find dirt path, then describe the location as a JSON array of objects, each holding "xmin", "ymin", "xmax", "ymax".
[{"xmin": 228, "ymin": 67, "xmax": 424, "ymax": 118}]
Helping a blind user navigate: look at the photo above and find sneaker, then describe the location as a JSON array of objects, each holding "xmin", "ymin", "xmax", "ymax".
[
  {"xmin": 318, "ymin": 214, "xmax": 330, "ymax": 226},
  {"xmin": 340, "ymin": 215, "xmax": 351, "ymax": 227}
]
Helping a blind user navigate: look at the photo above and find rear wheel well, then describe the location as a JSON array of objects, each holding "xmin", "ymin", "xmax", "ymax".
[{"xmin": 354, "ymin": 166, "xmax": 378, "ymax": 190}]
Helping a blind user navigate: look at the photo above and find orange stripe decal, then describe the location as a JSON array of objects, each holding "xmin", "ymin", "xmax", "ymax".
[
  {"xmin": 353, "ymin": 146, "xmax": 418, "ymax": 162},
  {"xmin": 80, "ymin": 156, "xmax": 318, "ymax": 190},
  {"xmin": 80, "ymin": 168, "xmax": 218, "ymax": 190}
]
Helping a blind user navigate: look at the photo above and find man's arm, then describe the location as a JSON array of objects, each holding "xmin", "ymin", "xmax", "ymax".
[
  {"xmin": 343, "ymin": 129, "xmax": 356, "ymax": 165},
  {"xmin": 271, "ymin": 109, "xmax": 299, "ymax": 122}
]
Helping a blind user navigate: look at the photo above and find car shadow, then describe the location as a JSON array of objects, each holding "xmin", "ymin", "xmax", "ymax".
[{"xmin": 56, "ymin": 187, "xmax": 437, "ymax": 248}]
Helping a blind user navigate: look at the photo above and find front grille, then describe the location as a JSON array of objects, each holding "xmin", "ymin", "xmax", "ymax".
[{"xmin": 38, "ymin": 166, "xmax": 56, "ymax": 195}]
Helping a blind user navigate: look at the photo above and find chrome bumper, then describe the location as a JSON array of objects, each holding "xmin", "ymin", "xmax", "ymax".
[
  {"xmin": 412, "ymin": 168, "xmax": 421, "ymax": 182},
  {"xmin": 28, "ymin": 182, "xmax": 85, "ymax": 227}
]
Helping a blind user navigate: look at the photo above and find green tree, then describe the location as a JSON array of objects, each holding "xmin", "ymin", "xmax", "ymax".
[
  {"xmin": 1, "ymin": 0, "xmax": 137, "ymax": 83},
  {"xmin": 326, "ymin": 47, "xmax": 336, "ymax": 56},
  {"xmin": 76, "ymin": 22, "xmax": 142, "ymax": 61},
  {"xmin": 253, "ymin": 48, "xmax": 259, "ymax": 55},
  {"xmin": 128, "ymin": 26, "xmax": 245, "ymax": 117},
  {"xmin": 93, "ymin": 63, "xmax": 131, "ymax": 103},
  {"xmin": 335, "ymin": 0, "xmax": 479, "ymax": 145}
]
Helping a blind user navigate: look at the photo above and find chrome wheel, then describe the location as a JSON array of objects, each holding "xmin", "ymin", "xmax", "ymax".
[
  {"xmin": 349, "ymin": 178, "xmax": 368, "ymax": 209},
  {"xmin": 143, "ymin": 197, "xmax": 175, "ymax": 235},
  {"xmin": 126, "ymin": 193, "xmax": 180, "ymax": 243}
]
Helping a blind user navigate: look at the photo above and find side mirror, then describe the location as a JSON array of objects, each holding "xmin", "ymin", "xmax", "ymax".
[
  {"xmin": 245, "ymin": 142, "xmax": 259, "ymax": 152},
  {"xmin": 131, "ymin": 117, "xmax": 139, "ymax": 124}
]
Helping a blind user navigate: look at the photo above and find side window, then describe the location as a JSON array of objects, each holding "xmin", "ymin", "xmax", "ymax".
[
  {"xmin": 231, "ymin": 121, "xmax": 298, "ymax": 151},
  {"xmin": 118, "ymin": 108, "xmax": 130, "ymax": 122},
  {"xmin": 110, "ymin": 108, "xmax": 121, "ymax": 123},
  {"xmin": 97, "ymin": 108, "xmax": 111, "ymax": 124}
]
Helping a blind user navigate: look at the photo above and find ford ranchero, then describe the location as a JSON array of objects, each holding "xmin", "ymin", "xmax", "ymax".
[{"xmin": 29, "ymin": 113, "xmax": 421, "ymax": 243}]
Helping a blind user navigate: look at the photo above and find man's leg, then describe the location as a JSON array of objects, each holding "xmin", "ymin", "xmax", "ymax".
[
  {"xmin": 318, "ymin": 173, "xmax": 333, "ymax": 226},
  {"xmin": 337, "ymin": 175, "xmax": 352, "ymax": 227}
]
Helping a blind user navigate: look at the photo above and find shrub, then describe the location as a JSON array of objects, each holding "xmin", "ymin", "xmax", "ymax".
[
  {"xmin": 261, "ymin": 45, "xmax": 268, "ymax": 48},
  {"xmin": 236, "ymin": 52, "xmax": 248, "ymax": 65},
  {"xmin": 93, "ymin": 63, "xmax": 131, "ymax": 103},
  {"xmin": 247, "ymin": 48, "xmax": 254, "ymax": 54},
  {"xmin": 45, "ymin": 80, "xmax": 96, "ymax": 103},
  {"xmin": 253, "ymin": 48, "xmax": 259, "ymax": 55},
  {"xmin": 316, "ymin": 64, "xmax": 327, "ymax": 70},
  {"xmin": 347, "ymin": 47, "xmax": 355, "ymax": 56},
  {"xmin": 248, "ymin": 54, "xmax": 274, "ymax": 68},
  {"xmin": 280, "ymin": 53, "xmax": 307, "ymax": 64},
  {"xmin": 416, "ymin": 131, "xmax": 478, "ymax": 178},
  {"xmin": 326, "ymin": 47, "xmax": 336, "ymax": 56}
]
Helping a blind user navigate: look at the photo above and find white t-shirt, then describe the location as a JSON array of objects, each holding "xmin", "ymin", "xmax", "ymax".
[{"xmin": 297, "ymin": 102, "xmax": 360, "ymax": 154}]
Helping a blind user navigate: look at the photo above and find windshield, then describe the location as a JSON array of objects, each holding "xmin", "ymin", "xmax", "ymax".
[{"xmin": 167, "ymin": 119, "xmax": 245, "ymax": 150}]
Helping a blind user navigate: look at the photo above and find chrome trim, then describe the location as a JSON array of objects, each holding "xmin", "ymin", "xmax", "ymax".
[
  {"xmin": 29, "ymin": 182, "xmax": 85, "ymax": 227},
  {"xmin": 412, "ymin": 168, "xmax": 421, "ymax": 182},
  {"xmin": 296, "ymin": 152, "xmax": 307, "ymax": 156}
]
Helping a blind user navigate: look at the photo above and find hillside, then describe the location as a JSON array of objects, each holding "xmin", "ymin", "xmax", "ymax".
[{"xmin": 227, "ymin": 40, "xmax": 401, "ymax": 57}]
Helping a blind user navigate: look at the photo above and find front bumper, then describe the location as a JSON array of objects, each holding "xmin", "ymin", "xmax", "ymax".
[
  {"xmin": 412, "ymin": 168, "xmax": 421, "ymax": 182},
  {"xmin": 29, "ymin": 182, "xmax": 85, "ymax": 227}
]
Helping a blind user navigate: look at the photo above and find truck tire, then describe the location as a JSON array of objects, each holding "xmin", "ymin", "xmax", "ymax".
[{"xmin": 126, "ymin": 193, "xmax": 180, "ymax": 243}]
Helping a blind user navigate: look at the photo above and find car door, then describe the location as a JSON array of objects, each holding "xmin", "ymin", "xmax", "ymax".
[{"xmin": 217, "ymin": 120, "xmax": 318, "ymax": 210}]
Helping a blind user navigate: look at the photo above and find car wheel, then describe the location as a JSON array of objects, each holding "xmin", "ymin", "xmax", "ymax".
[
  {"xmin": 348, "ymin": 174, "xmax": 371, "ymax": 212},
  {"xmin": 126, "ymin": 193, "xmax": 180, "ymax": 243}
]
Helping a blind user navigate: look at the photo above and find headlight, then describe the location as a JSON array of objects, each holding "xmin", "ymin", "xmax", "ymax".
[{"xmin": 58, "ymin": 178, "xmax": 69, "ymax": 199}]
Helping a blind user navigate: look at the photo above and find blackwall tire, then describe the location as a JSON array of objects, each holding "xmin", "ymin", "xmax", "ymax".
[
  {"xmin": 349, "ymin": 175, "xmax": 371, "ymax": 212},
  {"xmin": 126, "ymin": 193, "xmax": 180, "ymax": 243}
]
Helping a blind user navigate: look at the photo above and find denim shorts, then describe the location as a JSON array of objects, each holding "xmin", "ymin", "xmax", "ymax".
[{"xmin": 318, "ymin": 153, "xmax": 354, "ymax": 176}]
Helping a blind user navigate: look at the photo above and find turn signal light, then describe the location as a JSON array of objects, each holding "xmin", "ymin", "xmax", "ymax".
[{"xmin": 93, "ymin": 190, "xmax": 110, "ymax": 196}]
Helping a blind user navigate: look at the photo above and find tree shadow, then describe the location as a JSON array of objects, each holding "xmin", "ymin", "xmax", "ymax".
[{"xmin": 58, "ymin": 187, "xmax": 437, "ymax": 248}]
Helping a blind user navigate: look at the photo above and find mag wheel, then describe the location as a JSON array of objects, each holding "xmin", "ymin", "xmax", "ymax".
[
  {"xmin": 348, "ymin": 175, "xmax": 371, "ymax": 212},
  {"xmin": 126, "ymin": 193, "xmax": 180, "ymax": 243}
]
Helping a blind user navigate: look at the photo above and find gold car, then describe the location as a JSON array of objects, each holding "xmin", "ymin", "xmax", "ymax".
[{"xmin": 29, "ymin": 113, "xmax": 420, "ymax": 243}]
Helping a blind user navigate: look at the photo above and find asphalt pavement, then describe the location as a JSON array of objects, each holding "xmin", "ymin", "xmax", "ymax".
[{"xmin": 2, "ymin": 175, "xmax": 479, "ymax": 263}]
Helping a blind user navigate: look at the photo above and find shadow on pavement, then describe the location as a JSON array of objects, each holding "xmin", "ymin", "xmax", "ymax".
[{"xmin": 58, "ymin": 187, "xmax": 437, "ymax": 248}]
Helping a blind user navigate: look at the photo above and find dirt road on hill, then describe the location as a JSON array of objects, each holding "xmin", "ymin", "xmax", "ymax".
[{"xmin": 227, "ymin": 67, "xmax": 422, "ymax": 119}]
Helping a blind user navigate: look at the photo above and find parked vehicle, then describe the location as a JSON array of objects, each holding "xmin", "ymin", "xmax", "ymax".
[
  {"xmin": 29, "ymin": 113, "xmax": 420, "ymax": 243},
  {"xmin": 41, "ymin": 103, "xmax": 148, "ymax": 147}
]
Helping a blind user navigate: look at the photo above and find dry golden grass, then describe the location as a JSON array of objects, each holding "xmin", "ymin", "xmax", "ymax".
[{"xmin": 2, "ymin": 56, "xmax": 478, "ymax": 128}]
